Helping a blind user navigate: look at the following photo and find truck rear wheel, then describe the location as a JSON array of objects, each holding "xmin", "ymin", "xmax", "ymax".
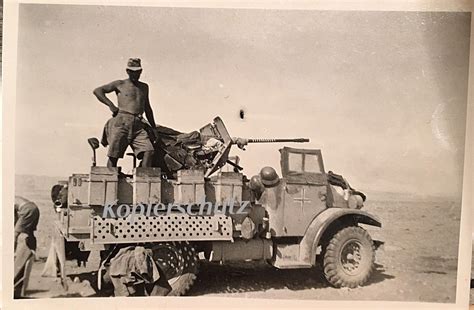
[
  {"xmin": 322, "ymin": 226, "xmax": 375, "ymax": 288},
  {"xmin": 151, "ymin": 242, "xmax": 198, "ymax": 296}
]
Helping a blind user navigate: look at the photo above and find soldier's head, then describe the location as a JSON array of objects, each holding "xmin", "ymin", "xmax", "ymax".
[
  {"xmin": 126, "ymin": 58, "xmax": 143, "ymax": 82},
  {"xmin": 14, "ymin": 196, "xmax": 29, "ymax": 211}
]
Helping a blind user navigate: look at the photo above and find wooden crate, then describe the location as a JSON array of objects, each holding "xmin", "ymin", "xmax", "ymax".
[
  {"xmin": 214, "ymin": 172, "xmax": 243, "ymax": 205},
  {"xmin": 68, "ymin": 174, "xmax": 89, "ymax": 206},
  {"xmin": 88, "ymin": 167, "xmax": 119, "ymax": 206},
  {"xmin": 133, "ymin": 167, "xmax": 161, "ymax": 206},
  {"xmin": 173, "ymin": 169, "xmax": 205, "ymax": 204}
]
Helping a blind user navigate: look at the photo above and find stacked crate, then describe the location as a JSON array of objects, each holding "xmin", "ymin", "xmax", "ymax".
[
  {"xmin": 68, "ymin": 173, "xmax": 89, "ymax": 206},
  {"xmin": 173, "ymin": 170, "xmax": 206, "ymax": 204},
  {"xmin": 88, "ymin": 167, "xmax": 119, "ymax": 206},
  {"xmin": 209, "ymin": 172, "xmax": 243, "ymax": 206},
  {"xmin": 133, "ymin": 167, "xmax": 161, "ymax": 206}
]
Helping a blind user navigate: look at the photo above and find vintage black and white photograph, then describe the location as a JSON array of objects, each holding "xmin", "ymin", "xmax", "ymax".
[{"xmin": 4, "ymin": 1, "xmax": 473, "ymax": 308}]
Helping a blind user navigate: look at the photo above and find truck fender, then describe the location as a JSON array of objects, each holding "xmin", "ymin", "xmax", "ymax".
[{"xmin": 299, "ymin": 208, "xmax": 381, "ymax": 265}]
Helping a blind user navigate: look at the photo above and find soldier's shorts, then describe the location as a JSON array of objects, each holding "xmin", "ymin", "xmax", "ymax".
[{"xmin": 104, "ymin": 112, "xmax": 154, "ymax": 159}]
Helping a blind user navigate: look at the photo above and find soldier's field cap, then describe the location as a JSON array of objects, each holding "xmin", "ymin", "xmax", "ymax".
[{"xmin": 126, "ymin": 58, "xmax": 142, "ymax": 71}]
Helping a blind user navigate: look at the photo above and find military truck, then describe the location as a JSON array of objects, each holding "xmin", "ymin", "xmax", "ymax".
[{"xmin": 49, "ymin": 117, "xmax": 381, "ymax": 296}]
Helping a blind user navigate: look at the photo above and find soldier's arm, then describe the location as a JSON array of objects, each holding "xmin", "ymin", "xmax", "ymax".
[
  {"xmin": 93, "ymin": 80, "xmax": 122, "ymax": 115},
  {"xmin": 14, "ymin": 207, "xmax": 19, "ymax": 249},
  {"xmin": 143, "ymin": 84, "xmax": 157, "ymax": 128},
  {"xmin": 14, "ymin": 208, "xmax": 26, "ymax": 249}
]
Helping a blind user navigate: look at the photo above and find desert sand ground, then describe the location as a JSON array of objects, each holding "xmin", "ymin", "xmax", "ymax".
[{"xmin": 14, "ymin": 175, "xmax": 461, "ymax": 303}]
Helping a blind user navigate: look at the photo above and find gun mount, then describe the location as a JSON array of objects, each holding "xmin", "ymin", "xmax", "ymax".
[{"xmin": 153, "ymin": 117, "xmax": 309, "ymax": 178}]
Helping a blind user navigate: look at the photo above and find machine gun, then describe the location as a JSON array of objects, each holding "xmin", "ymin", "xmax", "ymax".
[
  {"xmin": 232, "ymin": 138, "xmax": 309, "ymax": 150},
  {"xmin": 154, "ymin": 117, "xmax": 309, "ymax": 178}
]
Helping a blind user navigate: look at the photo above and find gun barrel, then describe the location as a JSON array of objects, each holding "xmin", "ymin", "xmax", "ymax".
[{"xmin": 247, "ymin": 138, "xmax": 309, "ymax": 143}]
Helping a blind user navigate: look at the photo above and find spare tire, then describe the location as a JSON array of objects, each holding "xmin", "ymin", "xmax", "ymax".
[{"xmin": 150, "ymin": 242, "xmax": 199, "ymax": 296}]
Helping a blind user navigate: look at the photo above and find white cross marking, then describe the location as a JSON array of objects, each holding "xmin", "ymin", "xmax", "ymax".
[{"xmin": 293, "ymin": 188, "xmax": 311, "ymax": 210}]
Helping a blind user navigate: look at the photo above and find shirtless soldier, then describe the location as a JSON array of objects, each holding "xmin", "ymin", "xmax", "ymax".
[{"xmin": 93, "ymin": 58, "xmax": 157, "ymax": 167}]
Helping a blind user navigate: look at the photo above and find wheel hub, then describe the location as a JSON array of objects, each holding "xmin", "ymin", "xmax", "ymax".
[{"xmin": 340, "ymin": 240, "xmax": 362, "ymax": 275}]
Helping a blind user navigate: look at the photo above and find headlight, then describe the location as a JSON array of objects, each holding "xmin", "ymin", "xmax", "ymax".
[
  {"xmin": 51, "ymin": 184, "xmax": 68, "ymax": 208},
  {"xmin": 348, "ymin": 194, "xmax": 364, "ymax": 209}
]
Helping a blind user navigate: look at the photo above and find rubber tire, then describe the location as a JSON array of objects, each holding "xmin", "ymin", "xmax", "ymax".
[
  {"xmin": 322, "ymin": 226, "xmax": 375, "ymax": 288},
  {"xmin": 151, "ymin": 242, "xmax": 199, "ymax": 296}
]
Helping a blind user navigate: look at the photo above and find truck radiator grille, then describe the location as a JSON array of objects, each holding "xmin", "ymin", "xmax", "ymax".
[{"xmin": 91, "ymin": 214, "xmax": 233, "ymax": 244}]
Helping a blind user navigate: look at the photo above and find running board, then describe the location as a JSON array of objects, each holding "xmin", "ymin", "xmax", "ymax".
[{"xmin": 272, "ymin": 243, "xmax": 313, "ymax": 269}]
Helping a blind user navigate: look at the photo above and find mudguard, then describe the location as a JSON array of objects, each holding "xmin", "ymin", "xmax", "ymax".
[{"xmin": 299, "ymin": 208, "xmax": 381, "ymax": 265}]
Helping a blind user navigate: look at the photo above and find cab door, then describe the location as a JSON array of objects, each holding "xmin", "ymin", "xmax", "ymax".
[{"xmin": 280, "ymin": 147, "xmax": 328, "ymax": 236}]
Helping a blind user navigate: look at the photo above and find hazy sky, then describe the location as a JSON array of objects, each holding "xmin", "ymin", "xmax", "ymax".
[{"xmin": 15, "ymin": 5, "xmax": 471, "ymax": 198}]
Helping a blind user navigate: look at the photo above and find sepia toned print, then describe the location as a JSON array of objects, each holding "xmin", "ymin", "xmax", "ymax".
[{"xmin": 9, "ymin": 3, "xmax": 471, "ymax": 305}]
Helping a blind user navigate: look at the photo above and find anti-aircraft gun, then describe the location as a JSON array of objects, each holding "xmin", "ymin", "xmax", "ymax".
[
  {"xmin": 46, "ymin": 116, "xmax": 381, "ymax": 297},
  {"xmin": 151, "ymin": 117, "xmax": 309, "ymax": 178}
]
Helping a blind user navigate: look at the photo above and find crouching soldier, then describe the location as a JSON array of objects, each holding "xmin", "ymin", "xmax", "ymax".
[
  {"xmin": 108, "ymin": 246, "xmax": 171, "ymax": 297},
  {"xmin": 14, "ymin": 196, "xmax": 40, "ymax": 298}
]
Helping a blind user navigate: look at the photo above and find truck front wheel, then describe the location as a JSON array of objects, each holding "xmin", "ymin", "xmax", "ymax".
[
  {"xmin": 322, "ymin": 226, "xmax": 375, "ymax": 288},
  {"xmin": 151, "ymin": 242, "xmax": 198, "ymax": 296}
]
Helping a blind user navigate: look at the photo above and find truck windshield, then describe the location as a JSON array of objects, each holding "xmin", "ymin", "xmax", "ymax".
[
  {"xmin": 288, "ymin": 153, "xmax": 303, "ymax": 172},
  {"xmin": 305, "ymin": 154, "xmax": 322, "ymax": 173},
  {"xmin": 288, "ymin": 152, "xmax": 322, "ymax": 174}
]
